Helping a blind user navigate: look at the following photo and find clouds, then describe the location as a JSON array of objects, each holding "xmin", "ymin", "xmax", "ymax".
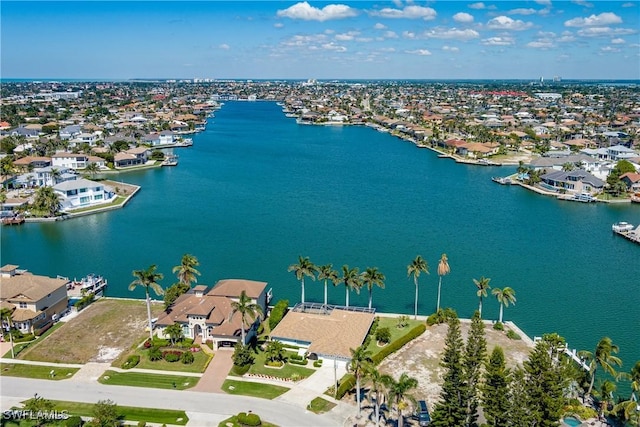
[
  {"xmin": 405, "ymin": 49, "xmax": 432, "ymax": 56},
  {"xmin": 487, "ymin": 16, "xmax": 534, "ymax": 31},
  {"xmin": 564, "ymin": 12, "xmax": 623, "ymax": 27},
  {"xmin": 453, "ymin": 12, "xmax": 474, "ymax": 23},
  {"xmin": 277, "ymin": 2, "xmax": 357, "ymax": 22},
  {"xmin": 424, "ymin": 28, "xmax": 480, "ymax": 40},
  {"xmin": 370, "ymin": 5, "xmax": 437, "ymax": 20}
]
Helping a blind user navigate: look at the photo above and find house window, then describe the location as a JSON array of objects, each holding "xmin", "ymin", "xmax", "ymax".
[
  {"xmin": 79, "ymin": 188, "xmax": 87, "ymax": 193},
  {"xmin": 94, "ymin": 194, "xmax": 103, "ymax": 200},
  {"xmin": 80, "ymin": 196, "xmax": 90, "ymax": 204},
  {"xmin": 19, "ymin": 302, "xmax": 27, "ymax": 308}
]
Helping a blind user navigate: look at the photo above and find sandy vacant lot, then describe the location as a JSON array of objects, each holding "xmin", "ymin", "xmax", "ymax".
[{"xmin": 19, "ymin": 298, "xmax": 164, "ymax": 364}]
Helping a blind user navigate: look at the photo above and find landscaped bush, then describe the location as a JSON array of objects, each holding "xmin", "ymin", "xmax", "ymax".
[
  {"xmin": 288, "ymin": 353, "xmax": 303, "ymax": 361},
  {"xmin": 265, "ymin": 360, "xmax": 284, "ymax": 367},
  {"xmin": 232, "ymin": 364, "xmax": 251, "ymax": 375},
  {"xmin": 163, "ymin": 350, "xmax": 183, "ymax": 362},
  {"xmin": 205, "ymin": 340, "xmax": 214, "ymax": 350},
  {"xmin": 335, "ymin": 373, "xmax": 356, "ymax": 400},
  {"xmin": 268, "ymin": 299, "xmax": 289, "ymax": 330},
  {"xmin": 148, "ymin": 346, "xmax": 163, "ymax": 361},
  {"xmin": 65, "ymin": 415, "xmax": 83, "ymax": 427},
  {"xmin": 506, "ymin": 330, "xmax": 521, "ymax": 340},
  {"xmin": 137, "ymin": 421, "xmax": 147, "ymax": 427},
  {"xmin": 13, "ymin": 333, "xmax": 36, "ymax": 343},
  {"xmin": 122, "ymin": 355, "xmax": 140, "ymax": 369},
  {"xmin": 151, "ymin": 337, "xmax": 170, "ymax": 347},
  {"xmin": 236, "ymin": 412, "xmax": 262, "ymax": 426},
  {"xmin": 363, "ymin": 316, "xmax": 380, "ymax": 347},
  {"xmin": 232, "ymin": 344, "xmax": 255, "ymax": 367},
  {"xmin": 493, "ymin": 322, "xmax": 504, "ymax": 331},
  {"xmin": 375, "ymin": 327, "xmax": 391, "ymax": 344},
  {"xmin": 288, "ymin": 357, "xmax": 308, "ymax": 366},
  {"xmin": 313, "ymin": 359, "xmax": 323, "ymax": 368},
  {"xmin": 181, "ymin": 351, "xmax": 195, "ymax": 364},
  {"xmin": 371, "ymin": 323, "xmax": 426, "ymax": 365},
  {"xmin": 426, "ymin": 307, "xmax": 457, "ymax": 326},
  {"xmin": 176, "ymin": 338, "xmax": 195, "ymax": 349},
  {"xmin": 143, "ymin": 339, "xmax": 152, "ymax": 349},
  {"xmin": 74, "ymin": 293, "xmax": 95, "ymax": 311}
]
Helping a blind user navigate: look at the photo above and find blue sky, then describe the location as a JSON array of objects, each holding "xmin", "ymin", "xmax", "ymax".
[{"xmin": 2, "ymin": 1, "xmax": 639, "ymax": 80}]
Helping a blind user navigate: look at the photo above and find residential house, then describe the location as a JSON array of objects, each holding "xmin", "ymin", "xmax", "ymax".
[
  {"xmin": 113, "ymin": 147, "xmax": 149, "ymax": 168},
  {"xmin": 51, "ymin": 152, "xmax": 89, "ymax": 170},
  {"xmin": 28, "ymin": 166, "xmax": 77, "ymax": 187},
  {"xmin": 69, "ymin": 132, "xmax": 99, "ymax": 147},
  {"xmin": 0, "ymin": 265, "xmax": 69, "ymax": 334},
  {"xmin": 540, "ymin": 170, "xmax": 605, "ymax": 195},
  {"xmin": 154, "ymin": 279, "xmax": 270, "ymax": 348},
  {"xmin": 13, "ymin": 156, "xmax": 52, "ymax": 171},
  {"xmin": 9, "ymin": 126, "xmax": 39, "ymax": 139},
  {"xmin": 143, "ymin": 131, "xmax": 175, "ymax": 146},
  {"xmin": 59, "ymin": 125, "xmax": 82, "ymax": 140},
  {"xmin": 620, "ymin": 172, "xmax": 640, "ymax": 192},
  {"xmin": 53, "ymin": 178, "xmax": 114, "ymax": 211}
]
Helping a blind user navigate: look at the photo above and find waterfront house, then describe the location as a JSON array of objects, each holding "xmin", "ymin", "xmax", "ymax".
[
  {"xmin": 540, "ymin": 170, "xmax": 605, "ymax": 195},
  {"xmin": 13, "ymin": 156, "xmax": 52, "ymax": 171},
  {"xmin": 53, "ymin": 178, "xmax": 114, "ymax": 211},
  {"xmin": 30, "ymin": 166, "xmax": 78, "ymax": 187},
  {"xmin": 51, "ymin": 152, "xmax": 90, "ymax": 170},
  {"xmin": 154, "ymin": 279, "xmax": 270, "ymax": 348},
  {"xmin": 142, "ymin": 131, "xmax": 175, "ymax": 146},
  {"xmin": 9, "ymin": 126, "xmax": 40, "ymax": 139},
  {"xmin": 620, "ymin": 172, "xmax": 640, "ymax": 192},
  {"xmin": 114, "ymin": 147, "xmax": 150, "ymax": 168},
  {"xmin": 0, "ymin": 265, "xmax": 69, "ymax": 335}
]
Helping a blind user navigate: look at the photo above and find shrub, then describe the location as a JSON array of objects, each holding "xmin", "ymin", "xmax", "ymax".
[
  {"xmin": 163, "ymin": 350, "xmax": 183, "ymax": 362},
  {"xmin": 313, "ymin": 360, "xmax": 323, "ymax": 368},
  {"xmin": 233, "ymin": 344, "xmax": 255, "ymax": 367},
  {"xmin": 122, "ymin": 355, "xmax": 140, "ymax": 369},
  {"xmin": 375, "ymin": 327, "xmax": 391, "ymax": 344},
  {"xmin": 426, "ymin": 307, "xmax": 457, "ymax": 326},
  {"xmin": 288, "ymin": 357, "xmax": 308, "ymax": 366},
  {"xmin": 148, "ymin": 346, "xmax": 163, "ymax": 361},
  {"xmin": 151, "ymin": 337, "xmax": 170, "ymax": 347},
  {"xmin": 265, "ymin": 360, "xmax": 283, "ymax": 367},
  {"xmin": 493, "ymin": 322, "xmax": 504, "ymax": 331},
  {"xmin": 506, "ymin": 330, "xmax": 521, "ymax": 340},
  {"xmin": 232, "ymin": 364, "xmax": 251, "ymax": 376},
  {"xmin": 13, "ymin": 333, "xmax": 36, "ymax": 343},
  {"xmin": 181, "ymin": 351, "xmax": 195, "ymax": 364},
  {"xmin": 288, "ymin": 353, "xmax": 303, "ymax": 361},
  {"xmin": 335, "ymin": 374, "xmax": 356, "ymax": 400},
  {"xmin": 371, "ymin": 323, "xmax": 426, "ymax": 365},
  {"xmin": 143, "ymin": 339, "xmax": 152, "ymax": 349},
  {"xmin": 268, "ymin": 299, "xmax": 289, "ymax": 330},
  {"xmin": 137, "ymin": 422, "xmax": 147, "ymax": 427},
  {"xmin": 237, "ymin": 412, "xmax": 262, "ymax": 426},
  {"xmin": 65, "ymin": 415, "xmax": 83, "ymax": 427},
  {"xmin": 205, "ymin": 340, "xmax": 213, "ymax": 350},
  {"xmin": 396, "ymin": 315, "xmax": 410, "ymax": 329}
]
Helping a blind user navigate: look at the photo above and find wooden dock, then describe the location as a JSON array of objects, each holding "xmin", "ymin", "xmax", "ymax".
[
  {"xmin": 613, "ymin": 228, "xmax": 640, "ymax": 245},
  {"xmin": 2, "ymin": 216, "xmax": 25, "ymax": 226}
]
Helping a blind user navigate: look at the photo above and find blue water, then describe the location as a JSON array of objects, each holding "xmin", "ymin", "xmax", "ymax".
[
  {"xmin": 2, "ymin": 101, "xmax": 639, "ymax": 369},
  {"xmin": 563, "ymin": 417, "xmax": 582, "ymax": 427}
]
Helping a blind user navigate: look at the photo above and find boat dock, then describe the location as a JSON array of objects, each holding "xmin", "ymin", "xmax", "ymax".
[
  {"xmin": 1, "ymin": 216, "xmax": 25, "ymax": 226},
  {"xmin": 613, "ymin": 228, "xmax": 640, "ymax": 245}
]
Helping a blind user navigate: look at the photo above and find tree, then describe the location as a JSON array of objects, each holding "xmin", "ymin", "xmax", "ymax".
[
  {"xmin": 317, "ymin": 264, "xmax": 338, "ymax": 307},
  {"xmin": 523, "ymin": 339, "xmax": 565, "ymax": 427},
  {"xmin": 349, "ymin": 345, "xmax": 372, "ymax": 418},
  {"xmin": 288, "ymin": 256, "xmax": 317, "ymax": 305},
  {"xmin": 407, "ymin": 255, "xmax": 429, "ymax": 320},
  {"xmin": 361, "ymin": 267, "xmax": 385, "ymax": 310},
  {"xmin": 265, "ymin": 340, "xmax": 286, "ymax": 364},
  {"xmin": 464, "ymin": 311, "xmax": 487, "ymax": 427},
  {"xmin": 364, "ymin": 363, "xmax": 390, "ymax": 427},
  {"xmin": 163, "ymin": 282, "xmax": 190, "ymax": 309},
  {"xmin": 492, "ymin": 286, "xmax": 516, "ymax": 323},
  {"xmin": 612, "ymin": 360, "xmax": 640, "ymax": 425},
  {"xmin": 472, "ymin": 276, "xmax": 491, "ymax": 318},
  {"xmin": 165, "ymin": 323, "xmax": 184, "ymax": 346},
  {"xmin": 340, "ymin": 265, "xmax": 362, "ymax": 307},
  {"xmin": 0, "ymin": 307, "xmax": 15, "ymax": 358},
  {"xmin": 431, "ymin": 316, "xmax": 467, "ymax": 426},
  {"xmin": 436, "ymin": 253, "xmax": 450, "ymax": 312},
  {"xmin": 230, "ymin": 290, "xmax": 263, "ymax": 345},
  {"xmin": 91, "ymin": 399, "xmax": 120, "ymax": 427},
  {"xmin": 579, "ymin": 336, "xmax": 623, "ymax": 397},
  {"xmin": 508, "ymin": 367, "xmax": 536, "ymax": 427},
  {"xmin": 594, "ymin": 379, "xmax": 617, "ymax": 419},
  {"xmin": 84, "ymin": 162, "xmax": 101, "ymax": 179},
  {"xmin": 129, "ymin": 264, "xmax": 164, "ymax": 341},
  {"xmin": 482, "ymin": 346, "xmax": 511, "ymax": 427},
  {"xmin": 32, "ymin": 186, "xmax": 62, "ymax": 217},
  {"xmin": 23, "ymin": 394, "xmax": 54, "ymax": 412},
  {"xmin": 384, "ymin": 372, "xmax": 419, "ymax": 427},
  {"xmin": 172, "ymin": 254, "xmax": 201, "ymax": 287}
]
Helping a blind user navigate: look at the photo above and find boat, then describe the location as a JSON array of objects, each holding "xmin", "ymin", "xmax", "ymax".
[
  {"xmin": 161, "ymin": 154, "xmax": 178, "ymax": 166},
  {"xmin": 612, "ymin": 222, "xmax": 635, "ymax": 233},
  {"xmin": 1, "ymin": 215, "xmax": 25, "ymax": 226},
  {"xmin": 631, "ymin": 193, "xmax": 640, "ymax": 203},
  {"xmin": 66, "ymin": 273, "xmax": 108, "ymax": 298},
  {"xmin": 492, "ymin": 176, "xmax": 511, "ymax": 185},
  {"xmin": 572, "ymin": 193, "xmax": 596, "ymax": 203}
]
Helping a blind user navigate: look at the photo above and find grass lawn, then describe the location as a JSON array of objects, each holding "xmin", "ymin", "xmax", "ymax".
[
  {"xmin": 67, "ymin": 196, "xmax": 126, "ymax": 213},
  {"xmin": 218, "ymin": 414, "xmax": 279, "ymax": 427},
  {"xmin": 0, "ymin": 363, "xmax": 79, "ymax": 380},
  {"xmin": 98, "ymin": 370, "xmax": 199, "ymax": 390},
  {"xmin": 221, "ymin": 379, "xmax": 290, "ymax": 399},
  {"xmin": 365, "ymin": 317, "xmax": 424, "ymax": 357},
  {"xmin": 307, "ymin": 397, "xmax": 337, "ymax": 414},
  {"xmin": 48, "ymin": 399, "xmax": 189, "ymax": 425},
  {"xmin": 245, "ymin": 349, "xmax": 315, "ymax": 380},
  {"xmin": 114, "ymin": 346, "xmax": 212, "ymax": 373},
  {"xmin": 18, "ymin": 299, "xmax": 165, "ymax": 364}
]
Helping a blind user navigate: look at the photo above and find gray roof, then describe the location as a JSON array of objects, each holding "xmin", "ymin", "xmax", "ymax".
[
  {"xmin": 541, "ymin": 170, "xmax": 605, "ymax": 188},
  {"xmin": 53, "ymin": 178, "xmax": 102, "ymax": 192}
]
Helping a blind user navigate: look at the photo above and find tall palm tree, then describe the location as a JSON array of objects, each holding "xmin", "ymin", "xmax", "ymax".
[
  {"xmin": 361, "ymin": 267, "xmax": 385, "ymax": 310},
  {"xmin": 436, "ymin": 253, "xmax": 450, "ymax": 312},
  {"xmin": 612, "ymin": 361, "xmax": 640, "ymax": 424},
  {"xmin": 595, "ymin": 379, "xmax": 617, "ymax": 419},
  {"xmin": 317, "ymin": 264, "xmax": 338, "ymax": 307},
  {"xmin": 473, "ymin": 276, "xmax": 491, "ymax": 318},
  {"xmin": 0, "ymin": 307, "xmax": 15, "ymax": 358},
  {"xmin": 32, "ymin": 186, "xmax": 61, "ymax": 217},
  {"xmin": 407, "ymin": 256, "xmax": 429, "ymax": 320},
  {"xmin": 50, "ymin": 167, "xmax": 62, "ymax": 185},
  {"xmin": 230, "ymin": 290, "xmax": 264, "ymax": 345},
  {"xmin": 84, "ymin": 162, "xmax": 100, "ymax": 179},
  {"xmin": 349, "ymin": 345, "xmax": 373, "ymax": 418},
  {"xmin": 364, "ymin": 363, "xmax": 391, "ymax": 427},
  {"xmin": 384, "ymin": 372, "xmax": 419, "ymax": 427},
  {"xmin": 288, "ymin": 256, "xmax": 317, "ymax": 305},
  {"xmin": 579, "ymin": 336, "xmax": 623, "ymax": 397},
  {"xmin": 340, "ymin": 265, "xmax": 362, "ymax": 307},
  {"xmin": 172, "ymin": 254, "xmax": 201, "ymax": 287},
  {"xmin": 129, "ymin": 265, "xmax": 164, "ymax": 341},
  {"xmin": 491, "ymin": 286, "xmax": 516, "ymax": 323}
]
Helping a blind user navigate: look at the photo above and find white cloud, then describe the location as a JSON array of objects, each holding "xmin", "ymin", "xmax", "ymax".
[
  {"xmin": 384, "ymin": 30, "xmax": 399, "ymax": 39},
  {"xmin": 507, "ymin": 8, "xmax": 537, "ymax": 15},
  {"xmin": 334, "ymin": 31, "xmax": 360, "ymax": 41},
  {"xmin": 577, "ymin": 27, "xmax": 637, "ymax": 37},
  {"xmin": 527, "ymin": 40, "xmax": 555, "ymax": 49},
  {"xmin": 277, "ymin": 2, "xmax": 358, "ymax": 22},
  {"xmin": 374, "ymin": 22, "xmax": 387, "ymax": 30},
  {"xmin": 564, "ymin": 12, "xmax": 623, "ymax": 27},
  {"xmin": 274, "ymin": 22, "xmax": 284, "ymax": 29},
  {"xmin": 321, "ymin": 42, "xmax": 347, "ymax": 52},
  {"xmin": 469, "ymin": 2, "xmax": 486, "ymax": 10},
  {"xmin": 379, "ymin": 47, "xmax": 396, "ymax": 53},
  {"xmin": 611, "ymin": 38, "xmax": 626, "ymax": 44},
  {"xmin": 487, "ymin": 16, "xmax": 534, "ymax": 31},
  {"xmin": 406, "ymin": 49, "xmax": 432, "ymax": 55},
  {"xmin": 442, "ymin": 45, "xmax": 460, "ymax": 52},
  {"xmin": 424, "ymin": 28, "xmax": 480, "ymax": 40},
  {"xmin": 481, "ymin": 36, "xmax": 516, "ymax": 46},
  {"xmin": 371, "ymin": 5, "xmax": 437, "ymax": 20},
  {"xmin": 572, "ymin": 0, "xmax": 594, "ymax": 8},
  {"xmin": 281, "ymin": 34, "xmax": 329, "ymax": 48},
  {"xmin": 535, "ymin": 0, "xmax": 552, "ymax": 5},
  {"xmin": 558, "ymin": 31, "xmax": 576, "ymax": 42},
  {"xmin": 453, "ymin": 12, "xmax": 474, "ymax": 23},
  {"xmin": 402, "ymin": 31, "xmax": 417, "ymax": 39},
  {"xmin": 219, "ymin": 44, "xmax": 230, "ymax": 50},
  {"xmin": 600, "ymin": 46, "xmax": 620, "ymax": 53},
  {"xmin": 622, "ymin": 2, "xmax": 636, "ymax": 6}
]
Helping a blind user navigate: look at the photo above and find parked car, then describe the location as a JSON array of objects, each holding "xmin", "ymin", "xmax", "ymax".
[{"xmin": 416, "ymin": 400, "xmax": 431, "ymax": 426}]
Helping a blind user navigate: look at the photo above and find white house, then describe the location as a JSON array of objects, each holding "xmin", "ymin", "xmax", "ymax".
[
  {"xmin": 51, "ymin": 152, "xmax": 90, "ymax": 170},
  {"xmin": 53, "ymin": 178, "xmax": 115, "ymax": 211}
]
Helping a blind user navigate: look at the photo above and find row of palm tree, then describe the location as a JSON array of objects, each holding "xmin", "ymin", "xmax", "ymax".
[{"xmin": 473, "ymin": 276, "xmax": 517, "ymax": 321}]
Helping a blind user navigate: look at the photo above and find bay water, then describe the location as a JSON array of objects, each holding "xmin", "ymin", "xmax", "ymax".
[{"xmin": 2, "ymin": 101, "xmax": 639, "ymax": 369}]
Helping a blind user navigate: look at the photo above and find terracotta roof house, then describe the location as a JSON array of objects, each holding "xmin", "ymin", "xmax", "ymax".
[
  {"xmin": 0, "ymin": 265, "xmax": 69, "ymax": 334},
  {"xmin": 620, "ymin": 172, "xmax": 640, "ymax": 192},
  {"xmin": 154, "ymin": 279, "xmax": 270, "ymax": 348}
]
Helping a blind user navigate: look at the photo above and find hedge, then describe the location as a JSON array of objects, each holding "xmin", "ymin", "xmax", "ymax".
[
  {"xmin": 237, "ymin": 412, "xmax": 262, "ymax": 426},
  {"xmin": 288, "ymin": 358, "xmax": 308, "ymax": 366},
  {"xmin": 268, "ymin": 299, "xmax": 289, "ymax": 330},
  {"xmin": 370, "ymin": 323, "xmax": 426, "ymax": 365},
  {"xmin": 335, "ymin": 374, "xmax": 356, "ymax": 400},
  {"xmin": 122, "ymin": 355, "xmax": 140, "ymax": 369}
]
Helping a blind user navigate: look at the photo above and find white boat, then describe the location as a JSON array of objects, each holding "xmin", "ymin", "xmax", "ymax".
[
  {"xmin": 612, "ymin": 222, "xmax": 635, "ymax": 233},
  {"xmin": 161, "ymin": 154, "xmax": 178, "ymax": 166},
  {"xmin": 67, "ymin": 274, "xmax": 108, "ymax": 297},
  {"xmin": 573, "ymin": 193, "xmax": 596, "ymax": 203}
]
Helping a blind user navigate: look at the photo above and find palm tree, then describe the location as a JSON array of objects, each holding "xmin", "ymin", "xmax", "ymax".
[
  {"xmin": 349, "ymin": 345, "xmax": 372, "ymax": 418},
  {"xmin": 361, "ymin": 267, "xmax": 385, "ymax": 310},
  {"xmin": 595, "ymin": 379, "xmax": 617, "ymax": 419},
  {"xmin": 165, "ymin": 323, "xmax": 184, "ymax": 346},
  {"xmin": 407, "ymin": 256, "xmax": 429, "ymax": 320},
  {"xmin": 491, "ymin": 286, "xmax": 516, "ymax": 323},
  {"xmin": 384, "ymin": 372, "xmax": 419, "ymax": 427},
  {"xmin": 288, "ymin": 256, "xmax": 317, "ymax": 305},
  {"xmin": 613, "ymin": 361, "xmax": 640, "ymax": 424},
  {"xmin": 172, "ymin": 254, "xmax": 201, "ymax": 287},
  {"xmin": 340, "ymin": 265, "xmax": 362, "ymax": 307},
  {"xmin": 129, "ymin": 265, "xmax": 164, "ymax": 341},
  {"xmin": 579, "ymin": 336, "xmax": 623, "ymax": 397},
  {"xmin": 317, "ymin": 264, "xmax": 338, "ymax": 307},
  {"xmin": 84, "ymin": 162, "xmax": 100, "ymax": 179},
  {"xmin": 364, "ymin": 364, "xmax": 391, "ymax": 427},
  {"xmin": 436, "ymin": 253, "xmax": 450, "ymax": 312},
  {"xmin": 0, "ymin": 307, "xmax": 15, "ymax": 358},
  {"xmin": 230, "ymin": 290, "xmax": 264, "ymax": 345},
  {"xmin": 32, "ymin": 186, "xmax": 61, "ymax": 217},
  {"xmin": 473, "ymin": 276, "xmax": 491, "ymax": 318},
  {"xmin": 50, "ymin": 167, "xmax": 62, "ymax": 185}
]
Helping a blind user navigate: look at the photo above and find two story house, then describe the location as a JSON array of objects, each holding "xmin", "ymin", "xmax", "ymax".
[{"xmin": 53, "ymin": 178, "xmax": 114, "ymax": 211}]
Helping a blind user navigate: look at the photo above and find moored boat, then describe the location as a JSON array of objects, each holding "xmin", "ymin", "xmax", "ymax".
[
  {"xmin": 67, "ymin": 273, "xmax": 108, "ymax": 298},
  {"xmin": 492, "ymin": 176, "xmax": 511, "ymax": 185},
  {"xmin": 612, "ymin": 222, "xmax": 635, "ymax": 233}
]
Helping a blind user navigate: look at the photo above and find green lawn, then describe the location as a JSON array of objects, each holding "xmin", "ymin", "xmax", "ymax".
[
  {"xmin": 222, "ymin": 379, "xmax": 290, "ymax": 399},
  {"xmin": 245, "ymin": 349, "xmax": 315, "ymax": 380},
  {"xmin": 365, "ymin": 317, "xmax": 424, "ymax": 356},
  {"xmin": 0, "ymin": 363, "xmax": 79, "ymax": 380},
  {"xmin": 307, "ymin": 397, "xmax": 337, "ymax": 414},
  {"xmin": 98, "ymin": 370, "xmax": 199, "ymax": 390},
  {"xmin": 67, "ymin": 196, "xmax": 126, "ymax": 213},
  {"xmin": 218, "ymin": 414, "xmax": 279, "ymax": 427},
  {"xmin": 48, "ymin": 399, "xmax": 189, "ymax": 425},
  {"xmin": 125, "ymin": 347, "xmax": 212, "ymax": 373}
]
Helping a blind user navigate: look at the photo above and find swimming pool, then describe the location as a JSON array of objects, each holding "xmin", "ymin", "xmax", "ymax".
[{"xmin": 563, "ymin": 416, "xmax": 582, "ymax": 427}]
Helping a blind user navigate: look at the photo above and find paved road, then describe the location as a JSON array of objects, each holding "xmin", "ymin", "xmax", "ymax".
[{"xmin": 0, "ymin": 377, "xmax": 339, "ymax": 427}]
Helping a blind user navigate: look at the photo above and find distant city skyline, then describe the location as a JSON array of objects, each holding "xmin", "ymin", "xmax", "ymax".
[{"xmin": 1, "ymin": 1, "xmax": 639, "ymax": 80}]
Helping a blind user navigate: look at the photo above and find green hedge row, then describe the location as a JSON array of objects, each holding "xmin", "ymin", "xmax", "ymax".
[
  {"xmin": 288, "ymin": 358, "xmax": 308, "ymax": 366},
  {"xmin": 237, "ymin": 412, "xmax": 262, "ymax": 426},
  {"xmin": 335, "ymin": 374, "xmax": 356, "ymax": 400},
  {"xmin": 371, "ymin": 323, "xmax": 426, "ymax": 365},
  {"xmin": 268, "ymin": 300, "xmax": 289, "ymax": 331}
]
